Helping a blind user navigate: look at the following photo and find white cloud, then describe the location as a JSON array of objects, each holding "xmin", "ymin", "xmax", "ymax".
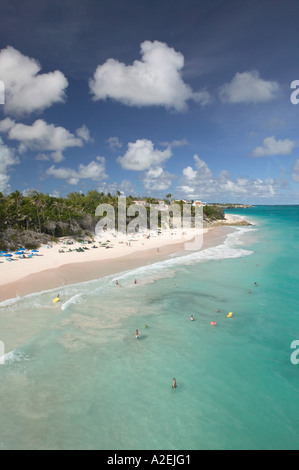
[
  {"xmin": 252, "ymin": 136, "xmax": 295, "ymax": 157},
  {"xmin": 98, "ymin": 179, "xmax": 137, "ymax": 196},
  {"xmin": 0, "ymin": 117, "xmax": 15, "ymax": 133},
  {"xmin": 76, "ymin": 125, "xmax": 93, "ymax": 143},
  {"xmin": 182, "ymin": 155, "xmax": 213, "ymax": 181},
  {"xmin": 183, "ymin": 166, "xmax": 198, "ymax": 181},
  {"xmin": 0, "ymin": 137, "xmax": 20, "ymax": 193},
  {"xmin": 292, "ymin": 159, "xmax": 299, "ymax": 183},
  {"xmin": 0, "ymin": 46, "xmax": 68, "ymax": 116},
  {"xmin": 177, "ymin": 185, "xmax": 195, "ymax": 195},
  {"xmin": 178, "ymin": 157, "xmax": 277, "ymax": 200},
  {"xmin": 143, "ymin": 167, "xmax": 175, "ymax": 192},
  {"xmin": 0, "ymin": 118, "xmax": 86, "ymax": 162},
  {"xmin": 193, "ymin": 155, "xmax": 213, "ymax": 179},
  {"xmin": 107, "ymin": 136, "xmax": 123, "ymax": 152},
  {"xmin": 46, "ymin": 157, "xmax": 108, "ymax": 185},
  {"xmin": 89, "ymin": 40, "xmax": 211, "ymax": 111},
  {"xmin": 117, "ymin": 139, "xmax": 172, "ymax": 171},
  {"xmin": 219, "ymin": 70, "xmax": 280, "ymax": 104}
]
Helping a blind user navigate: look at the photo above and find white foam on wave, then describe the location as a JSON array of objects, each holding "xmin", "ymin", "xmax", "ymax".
[
  {"xmin": 61, "ymin": 294, "xmax": 83, "ymax": 311},
  {"xmin": 0, "ymin": 349, "xmax": 30, "ymax": 365},
  {"xmin": 113, "ymin": 226, "xmax": 254, "ymax": 284},
  {"xmin": 0, "ymin": 226, "xmax": 255, "ymax": 306}
]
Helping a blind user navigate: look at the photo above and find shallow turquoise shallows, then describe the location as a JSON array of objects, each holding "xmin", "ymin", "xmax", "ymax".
[{"xmin": 0, "ymin": 206, "xmax": 298, "ymax": 450}]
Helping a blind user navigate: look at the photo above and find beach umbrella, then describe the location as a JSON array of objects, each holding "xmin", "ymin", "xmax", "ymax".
[
  {"xmin": 16, "ymin": 251, "xmax": 25, "ymax": 255},
  {"xmin": 4, "ymin": 254, "xmax": 13, "ymax": 257},
  {"xmin": 31, "ymin": 249, "xmax": 39, "ymax": 253}
]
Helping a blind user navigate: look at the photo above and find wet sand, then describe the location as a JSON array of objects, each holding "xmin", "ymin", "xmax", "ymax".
[{"xmin": 0, "ymin": 226, "xmax": 234, "ymax": 302}]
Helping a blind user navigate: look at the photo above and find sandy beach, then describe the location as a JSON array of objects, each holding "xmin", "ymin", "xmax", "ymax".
[{"xmin": 0, "ymin": 213, "xmax": 245, "ymax": 302}]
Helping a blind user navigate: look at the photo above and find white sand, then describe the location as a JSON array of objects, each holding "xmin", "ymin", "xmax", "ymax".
[
  {"xmin": 0, "ymin": 227, "xmax": 208, "ymax": 288},
  {"xmin": 0, "ymin": 213, "xmax": 248, "ymax": 301}
]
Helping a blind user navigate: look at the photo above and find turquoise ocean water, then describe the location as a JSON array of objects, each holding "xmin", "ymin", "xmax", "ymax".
[{"xmin": 0, "ymin": 206, "xmax": 298, "ymax": 450}]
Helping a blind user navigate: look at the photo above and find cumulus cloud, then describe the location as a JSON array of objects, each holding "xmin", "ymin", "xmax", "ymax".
[
  {"xmin": 183, "ymin": 155, "xmax": 213, "ymax": 181},
  {"xmin": 0, "ymin": 118, "xmax": 87, "ymax": 162},
  {"xmin": 178, "ymin": 157, "xmax": 276, "ymax": 200},
  {"xmin": 46, "ymin": 157, "xmax": 108, "ymax": 185},
  {"xmin": 0, "ymin": 46, "xmax": 68, "ymax": 116},
  {"xmin": 0, "ymin": 137, "xmax": 20, "ymax": 193},
  {"xmin": 183, "ymin": 166, "xmax": 198, "ymax": 181},
  {"xmin": 89, "ymin": 40, "xmax": 211, "ymax": 111},
  {"xmin": 251, "ymin": 136, "xmax": 295, "ymax": 157},
  {"xmin": 117, "ymin": 139, "xmax": 172, "ymax": 171},
  {"xmin": 143, "ymin": 167, "xmax": 175, "ymax": 191},
  {"xmin": 219, "ymin": 70, "xmax": 280, "ymax": 104}
]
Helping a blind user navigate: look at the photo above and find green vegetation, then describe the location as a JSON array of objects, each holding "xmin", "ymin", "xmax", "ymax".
[{"xmin": 0, "ymin": 190, "xmax": 225, "ymax": 251}]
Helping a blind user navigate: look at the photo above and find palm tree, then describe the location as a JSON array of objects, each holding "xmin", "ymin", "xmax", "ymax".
[
  {"xmin": 53, "ymin": 199, "xmax": 64, "ymax": 220},
  {"xmin": 7, "ymin": 190, "xmax": 24, "ymax": 228},
  {"xmin": 30, "ymin": 193, "xmax": 46, "ymax": 233}
]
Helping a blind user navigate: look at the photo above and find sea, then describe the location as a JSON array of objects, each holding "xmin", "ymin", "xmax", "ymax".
[{"xmin": 0, "ymin": 205, "xmax": 298, "ymax": 450}]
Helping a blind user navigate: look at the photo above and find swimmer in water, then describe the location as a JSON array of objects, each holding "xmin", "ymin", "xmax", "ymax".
[
  {"xmin": 172, "ymin": 378, "xmax": 177, "ymax": 390},
  {"xmin": 135, "ymin": 330, "xmax": 139, "ymax": 339},
  {"xmin": 248, "ymin": 290, "xmax": 252, "ymax": 294},
  {"xmin": 254, "ymin": 282, "xmax": 259, "ymax": 287},
  {"xmin": 217, "ymin": 309, "xmax": 220, "ymax": 313},
  {"xmin": 190, "ymin": 315, "xmax": 194, "ymax": 321},
  {"xmin": 134, "ymin": 279, "xmax": 137, "ymax": 285}
]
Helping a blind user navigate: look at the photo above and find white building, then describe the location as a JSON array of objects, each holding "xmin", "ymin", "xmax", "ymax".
[
  {"xmin": 192, "ymin": 201, "xmax": 206, "ymax": 207},
  {"xmin": 132, "ymin": 200, "xmax": 147, "ymax": 207}
]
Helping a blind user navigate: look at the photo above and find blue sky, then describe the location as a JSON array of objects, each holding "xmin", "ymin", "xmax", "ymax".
[{"xmin": 0, "ymin": 0, "xmax": 299, "ymax": 203}]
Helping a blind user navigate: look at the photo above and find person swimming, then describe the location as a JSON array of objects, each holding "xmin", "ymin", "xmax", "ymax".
[
  {"xmin": 190, "ymin": 315, "xmax": 194, "ymax": 321},
  {"xmin": 135, "ymin": 330, "xmax": 139, "ymax": 339},
  {"xmin": 172, "ymin": 378, "xmax": 177, "ymax": 390}
]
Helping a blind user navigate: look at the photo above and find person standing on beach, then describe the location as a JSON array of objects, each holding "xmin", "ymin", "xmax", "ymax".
[
  {"xmin": 172, "ymin": 378, "xmax": 177, "ymax": 390},
  {"xmin": 136, "ymin": 330, "xmax": 139, "ymax": 339}
]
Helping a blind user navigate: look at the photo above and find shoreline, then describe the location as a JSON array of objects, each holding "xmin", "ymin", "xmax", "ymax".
[{"xmin": 0, "ymin": 215, "xmax": 248, "ymax": 303}]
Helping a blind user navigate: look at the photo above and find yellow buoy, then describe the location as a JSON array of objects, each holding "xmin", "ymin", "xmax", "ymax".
[
  {"xmin": 227, "ymin": 312, "xmax": 233, "ymax": 318},
  {"xmin": 53, "ymin": 296, "xmax": 60, "ymax": 304}
]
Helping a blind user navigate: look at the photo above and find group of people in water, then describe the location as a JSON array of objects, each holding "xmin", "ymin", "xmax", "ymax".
[
  {"xmin": 115, "ymin": 279, "xmax": 137, "ymax": 288},
  {"xmin": 52, "ymin": 276, "xmax": 260, "ymax": 391}
]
